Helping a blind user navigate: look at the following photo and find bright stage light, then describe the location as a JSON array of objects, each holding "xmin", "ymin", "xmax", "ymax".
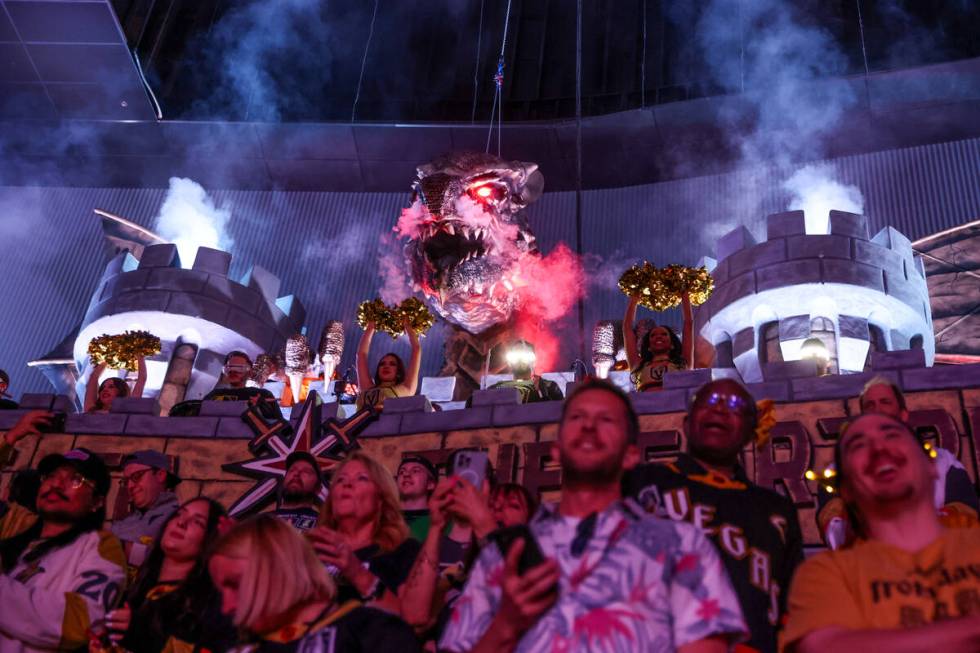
[{"xmin": 505, "ymin": 343, "xmax": 537, "ymax": 368}]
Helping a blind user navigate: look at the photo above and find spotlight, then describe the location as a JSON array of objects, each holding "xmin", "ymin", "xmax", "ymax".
[
  {"xmin": 505, "ymin": 343, "xmax": 536, "ymax": 368},
  {"xmin": 800, "ymin": 337, "xmax": 830, "ymax": 375}
]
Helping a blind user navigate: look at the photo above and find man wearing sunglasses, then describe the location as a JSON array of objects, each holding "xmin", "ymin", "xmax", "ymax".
[
  {"xmin": 203, "ymin": 351, "xmax": 283, "ymax": 421},
  {"xmin": 0, "ymin": 448, "xmax": 126, "ymax": 652},
  {"xmin": 111, "ymin": 450, "xmax": 181, "ymax": 568},
  {"xmin": 623, "ymin": 379, "xmax": 804, "ymax": 653}
]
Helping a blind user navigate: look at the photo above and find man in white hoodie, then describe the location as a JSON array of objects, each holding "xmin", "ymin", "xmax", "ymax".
[{"xmin": 0, "ymin": 448, "xmax": 126, "ymax": 653}]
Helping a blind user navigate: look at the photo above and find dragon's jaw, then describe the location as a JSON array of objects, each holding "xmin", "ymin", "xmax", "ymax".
[{"xmin": 407, "ymin": 212, "xmax": 535, "ymax": 334}]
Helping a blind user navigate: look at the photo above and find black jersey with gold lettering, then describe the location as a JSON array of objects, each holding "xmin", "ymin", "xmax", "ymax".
[{"xmin": 622, "ymin": 454, "xmax": 803, "ymax": 653}]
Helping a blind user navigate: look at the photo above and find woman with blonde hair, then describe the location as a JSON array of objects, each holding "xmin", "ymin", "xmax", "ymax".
[
  {"xmin": 309, "ymin": 450, "xmax": 421, "ymax": 615},
  {"xmin": 209, "ymin": 514, "xmax": 420, "ymax": 651}
]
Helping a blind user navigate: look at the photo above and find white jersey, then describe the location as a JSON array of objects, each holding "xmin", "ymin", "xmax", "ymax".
[{"xmin": 0, "ymin": 530, "xmax": 126, "ymax": 653}]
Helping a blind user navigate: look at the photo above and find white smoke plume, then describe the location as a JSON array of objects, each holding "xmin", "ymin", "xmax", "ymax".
[
  {"xmin": 153, "ymin": 178, "xmax": 233, "ymax": 268},
  {"xmin": 672, "ymin": 0, "xmax": 867, "ymax": 225},
  {"xmin": 377, "ymin": 233, "xmax": 413, "ymax": 304},
  {"xmin": 784, "ymin": 164, "xmax": 865, "ymax": 234}
]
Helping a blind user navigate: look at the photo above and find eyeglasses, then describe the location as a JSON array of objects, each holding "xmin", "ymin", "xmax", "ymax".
[
  {"xmin": 123, "ymin": 467, "xmax": 154, "ymax": 486},
  {"xmin": 224, "ymin": 365, "xmax": 249, "ymax": 373},
  {"xmin": 42, "ymin": 470, "xmax": 95, "ymax": 491},
  {"xmin": 699, "ymin": 391, "xmax": 753, "ymax": 414}
]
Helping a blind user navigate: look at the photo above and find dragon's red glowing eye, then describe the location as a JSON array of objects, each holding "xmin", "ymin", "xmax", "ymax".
[{"xmin": 468, "ymin": 183, "xmax": 504, "ymax": 203}]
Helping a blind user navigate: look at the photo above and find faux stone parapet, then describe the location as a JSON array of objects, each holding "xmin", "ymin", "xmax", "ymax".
[
  {"xmin": 109, "ymin": 397, "xmax": 159, "ymax": 415},
  {"xmin": 700, "ymin": 211, "xmax": 930, "ymax": 324},
  {"xmin": 81, "ymin": 244, "xmax": 305, "ymax": 353},
  {"xmin": 4, "ymin": 359, "xmax": 976, "ymax": 438}
]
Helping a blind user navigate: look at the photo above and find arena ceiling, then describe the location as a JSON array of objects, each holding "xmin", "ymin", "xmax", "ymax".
[{"xmin": 1, "ymin": 0, "xmax": 980, "ymax": 191}]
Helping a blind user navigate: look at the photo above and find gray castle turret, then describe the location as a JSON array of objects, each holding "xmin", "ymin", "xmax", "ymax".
[
  {"xmin": 74, "ymin": 243, "xmax": 305, "ymax": 413},
  {"xmin": 695, "ymin": 210, "xmax": 933, "ymax": 383}
]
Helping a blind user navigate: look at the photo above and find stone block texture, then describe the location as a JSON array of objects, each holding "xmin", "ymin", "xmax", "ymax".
[
  {"xmin": 766, "ymin": 210, "xmax": 806, "ymax": 239},
  {"xmin": 138, "ymin": 243, "xmax": 181, "ymax": 269},
  {"xmin": 717, "ymin": 226, "xmax": 757, "ymax": 262},
  {"xmin": 192, "ymin": 248, "xmax": 232, "ymax": 275},
  {"xmin": 829, "ymin": 210, "xmax": 869, "ymax": 239}
]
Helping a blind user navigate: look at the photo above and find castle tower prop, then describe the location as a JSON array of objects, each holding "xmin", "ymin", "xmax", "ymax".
[
  {"xmin": 695, "ymin": 210, "xmax": 933, "ymax": 383},
  {"xmin": 74, "ymin": 244, "xmax": 305, "ymax": 413}
]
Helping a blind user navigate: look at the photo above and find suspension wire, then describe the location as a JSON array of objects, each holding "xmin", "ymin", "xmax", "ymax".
[
  {"xmin": 574, "ymin": 0, "xmax": 585, "ymax": 360},
  {"xmin": 640, "ymin": 0, "xmax": 646, "ymax": 107},
  {"xmin": 854, "ymin": 0, "xmax": 872, "ymax": 110},
  {"xmin": 485, "ymin": 0, "xmax": 514, "ymax": 155},
  {"xmin": 351, "ymin": 0, "xmax": 380, "ymax": 122},
  {"xmin": 738, "ymin": 0, "xmax": 745, "ymax": 92},
  {"xmin": 471, "ymin": 0, "xmax": 486, "ymax": 123}
]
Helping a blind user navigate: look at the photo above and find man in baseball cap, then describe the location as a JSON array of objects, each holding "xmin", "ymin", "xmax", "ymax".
[
  {"xmin": 0, "ymin": 448, "xmax": 126, "ymax": 650},
  {"xmin": 111, "ymin": 449, "xmax": 180, "ymax": 567},
  {"xmin": 273, "ymin": 451, "xmax": 323, "ymax": 531}
]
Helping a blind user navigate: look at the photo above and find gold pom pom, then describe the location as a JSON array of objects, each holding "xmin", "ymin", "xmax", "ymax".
[
  {"xmin": 87, "ymin": 330, "xmax": 161, "ymax": 371},
  {"xmin": 359, "ymin": 297, "xmax": 435, "ymax": 339},
  {"xmin": 357, "ymin": 298, "xmax": 391, "ymax": 331},
  {"xmin": 619, "ymin": 263, "xmax": 714, "ymax": 311},
  {"xmin": 618, "ymin": 262, "xmax": 679, "ymax": 312},
  {"xmin": 394, "ymin": 297, "xmax": 435, "ymax": 336}
]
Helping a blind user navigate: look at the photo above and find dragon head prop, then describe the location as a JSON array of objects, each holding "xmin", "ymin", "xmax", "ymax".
[{"xmin": 397, "ymin": 152, "xmax": 545, "ymax": 334}]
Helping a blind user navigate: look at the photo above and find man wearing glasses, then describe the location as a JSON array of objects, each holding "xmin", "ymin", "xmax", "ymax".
[
  {"xmin": 203, "ymin": 351, "xmax": 282, "ymax": 420},
  {"xmin": 623, "ymin": 379, "xmax": 804, "ymax": 653},
  {"xmin": 0, "ymin": 448, "xmax": 126, "ymax": 651},
  {"xmin": 110, "ymin": 450, "xmax": 180, "ymax": 568}
]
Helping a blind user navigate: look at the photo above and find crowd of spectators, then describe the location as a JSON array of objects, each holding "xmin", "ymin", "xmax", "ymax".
[{"xmin": 0, "ymin": 370, "xmax": 978, "ymax": 652}]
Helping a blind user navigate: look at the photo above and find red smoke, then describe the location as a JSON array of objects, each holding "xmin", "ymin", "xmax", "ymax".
[{"xmin": 511, "ymin": 243, "xmax": 586, "ymax": 372}]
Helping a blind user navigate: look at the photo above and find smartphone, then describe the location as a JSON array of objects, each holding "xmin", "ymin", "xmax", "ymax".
[
  {"xmin": 491, "ymin": 524, "xmax": 547, "ymax": 575},
  {"xmin": 39, "ymin": 412, "xmax": 66, "ymax": 433},
  {"xmin": 450, "ymin": 449, "xmax": 489, "ymax": 490}
]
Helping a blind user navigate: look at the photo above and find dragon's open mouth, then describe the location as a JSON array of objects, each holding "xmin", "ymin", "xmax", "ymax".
[{"xmin": 421, "ymin": 224, "xmax": 488, "ymax": 284}]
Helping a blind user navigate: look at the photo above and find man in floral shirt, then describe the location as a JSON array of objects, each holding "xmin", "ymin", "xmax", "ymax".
[{"xmin": 440, "ymin": 378, "xmax": 747, "ymax": 653}]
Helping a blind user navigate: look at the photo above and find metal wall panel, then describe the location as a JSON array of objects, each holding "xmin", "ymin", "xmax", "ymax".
[{"xmin": 3, "ymin": 135, "xmax": 980, "ymax": 395}]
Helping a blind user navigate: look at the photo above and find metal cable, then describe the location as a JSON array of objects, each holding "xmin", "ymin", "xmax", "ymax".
[
  {"xmin": 855, "ymin": 0, "xmax": 872, "ymax": 110},
  {"xmin": 485, "ymin": 0, "xmax": 514, "ymax": 154},
  {"xmin": 640, "ymin": 0, "xmax": 646, "ymax": 107},
  {"xmin": 471, "ymin": 0, "xmax": 486, "ymax": 123},
  {"xmin": 351, "ymin": 0, "xmax": 380, "ymax": 122}
]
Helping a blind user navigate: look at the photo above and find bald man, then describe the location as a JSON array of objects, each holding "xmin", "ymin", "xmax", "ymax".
[{"xmin": 623, "ymin": 379, "xmax": 803, "ymax": 653}]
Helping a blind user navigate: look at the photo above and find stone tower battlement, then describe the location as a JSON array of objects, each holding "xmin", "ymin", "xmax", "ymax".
[
  {"xmin": 695, "ymin": 210, "xmax": 933, "ymax": 382},
  {"xmin": 74, "ymin": 244, "xmax": 305, "ymax": 410}
]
